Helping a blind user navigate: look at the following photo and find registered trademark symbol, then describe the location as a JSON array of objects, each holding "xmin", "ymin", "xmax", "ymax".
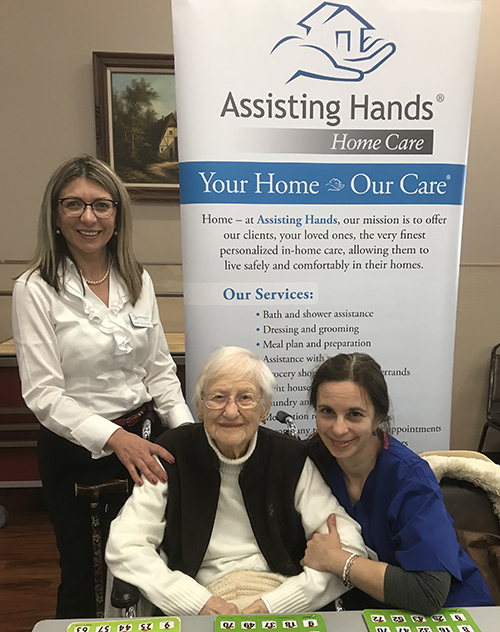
[
  {"xmin": 446, "ymin": 174, "xmax": 451, "ymax": 180},
  {"xmin": 436, "ymin": 93, "xmax": 445, "ymax": 103}
]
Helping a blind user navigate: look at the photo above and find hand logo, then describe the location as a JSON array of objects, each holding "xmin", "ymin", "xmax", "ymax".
[
  {"xmin": 326, "ymin": 178, "xmax": 345, "ymax": 192},
  {"xmin": 271, "ymin": 2, "xmax": 396, "ymax": 83}
]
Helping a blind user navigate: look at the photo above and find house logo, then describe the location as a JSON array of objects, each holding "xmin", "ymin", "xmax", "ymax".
[{"xmin": 271, "ymin": 2, "xmax": 396, "ymax": 83}]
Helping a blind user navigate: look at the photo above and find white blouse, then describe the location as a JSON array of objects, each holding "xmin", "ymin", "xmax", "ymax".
[{"xmin": 12, "ymin": 261, "xmax": 193, "ymax": 458}]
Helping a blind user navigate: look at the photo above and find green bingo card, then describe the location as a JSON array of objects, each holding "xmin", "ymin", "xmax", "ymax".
[
  {"xmin": 362, "ymin": 608, "xmax": 482, "ymax": 632},
  {"xmin": 67, "ymin": 617, "xmax": 181, "ymax": 632},
  {"xmin": 215, "ymin": 613, "xmax": 327, "ymax": 632}
]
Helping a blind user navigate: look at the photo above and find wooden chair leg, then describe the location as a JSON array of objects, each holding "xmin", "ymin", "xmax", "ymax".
[{"xmin": 477, "ymin": 423, "xmax": 490, "ymax": 453}]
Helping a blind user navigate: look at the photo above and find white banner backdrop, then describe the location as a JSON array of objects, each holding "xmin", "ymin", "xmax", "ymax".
[{"xmin": 172, "ymin": 0, "xmax": 482, "ymax": 450}]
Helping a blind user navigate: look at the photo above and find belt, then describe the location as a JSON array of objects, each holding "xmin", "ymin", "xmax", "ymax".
[{"xmin": 113, "ymin": 401, "xmax": 155, "ymax": 428}]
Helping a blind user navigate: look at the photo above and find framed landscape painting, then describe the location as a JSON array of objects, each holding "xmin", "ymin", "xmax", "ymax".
[{"xmin": 93, "ymin": 52, "xmax": 179, "ymax": 201}]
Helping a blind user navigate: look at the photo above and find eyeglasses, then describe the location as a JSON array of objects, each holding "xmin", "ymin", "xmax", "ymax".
[
  {"xmin": 202, "ymin": 392, "xmax": 262, "ymax": 410},
  {"xmin": 59, "ymin": 197, "xmax": 117, "ymax": 219}
]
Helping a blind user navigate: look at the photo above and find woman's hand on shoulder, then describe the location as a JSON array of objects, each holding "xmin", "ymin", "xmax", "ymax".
[
  {"xmin": 105, "ymin": 427, "xmax": 175, "ymax": 486},
  {"xmin": 199, "ymin": 596, "xmax": 239, "ymax": 615},
  {"xmin": 241, "ymin": 598, "xmax": 269, "ymax": 615},
  {"xmin": 301, "ymin": 513, "xmax": 350, "ymax": 574}
]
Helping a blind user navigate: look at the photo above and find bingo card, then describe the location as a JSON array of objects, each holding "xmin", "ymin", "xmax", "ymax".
[
  {"xmin": 67, "ymin": 617, "xmax": 181, "ymax": 632},
  {"xmin": 363, "ymin": 608, "xmax": 482, "ymax": 632},
  {"xmin": 215, "ymin": 613, "xmax": 327, "ymax": 632}
]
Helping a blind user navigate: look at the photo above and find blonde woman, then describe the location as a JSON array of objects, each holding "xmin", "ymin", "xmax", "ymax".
[{"xmin": 12, "ymin": 155, "xmax": 193, "ymax": 618}]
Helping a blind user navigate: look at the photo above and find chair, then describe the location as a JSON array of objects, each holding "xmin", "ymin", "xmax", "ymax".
[
  {"xmin": 275, "ymin": 410, "xmax": 299, "ymax": 438},
  {"xmin": 420, "ymin": 450, "xmax": 493, "ymax": 462},
  {"xmin": 422, "ymin": 452, "xmax": 500, "ymax": 604},
  {"xmin": 110, "ymin": 577, "xmax": 141, "ymax": 618},
  {"xmin": 478, "ymin": 343, "xmax": 500, "ymax": 452}
]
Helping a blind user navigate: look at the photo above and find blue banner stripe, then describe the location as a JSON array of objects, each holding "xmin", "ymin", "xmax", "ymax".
[{"xmin": 179, "ymin": 161, "xmax": 465, "ymax": 205}]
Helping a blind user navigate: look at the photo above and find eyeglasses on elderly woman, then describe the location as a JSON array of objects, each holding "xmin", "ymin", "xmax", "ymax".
[{"xmin": 201, "ymin": 391, "xmax": 262, "ymax": 410}]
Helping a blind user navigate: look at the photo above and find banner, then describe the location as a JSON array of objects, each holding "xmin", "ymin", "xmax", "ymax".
[{"xmin": 172, "ymin": 0, "xmax": 482, "ymax": 450}]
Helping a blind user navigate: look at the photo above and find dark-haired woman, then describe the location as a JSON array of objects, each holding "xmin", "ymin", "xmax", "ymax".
[
  {"xmin": 12, "ymin": 156, "xmax": 193, "ymax": 618},
  {"xmin": 302, "ymin": 352, "xmax": 493, "ymax": 614}
]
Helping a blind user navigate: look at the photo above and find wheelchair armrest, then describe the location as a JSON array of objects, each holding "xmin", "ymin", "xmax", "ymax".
[{"xmin": 111, "ymin": 577, "xmax": 140, "ymax": 610}]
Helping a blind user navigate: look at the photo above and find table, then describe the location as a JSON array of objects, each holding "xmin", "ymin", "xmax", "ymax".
[{"xmin": 30, "ymin": 608, "xmax": 500, "ymax": 632}]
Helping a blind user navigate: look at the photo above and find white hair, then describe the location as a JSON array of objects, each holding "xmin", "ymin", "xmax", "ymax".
[{"xmin": 193, "ymin": 346, "xmax": 276, "ymax": 412}]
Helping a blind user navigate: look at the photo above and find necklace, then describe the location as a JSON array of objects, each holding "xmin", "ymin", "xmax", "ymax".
[{"xmin": 82, "ymin": 256, "xmax": 112, "ymax": 286}]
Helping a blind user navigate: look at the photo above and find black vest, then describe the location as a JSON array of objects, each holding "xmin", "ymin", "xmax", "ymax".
[{"xmin": 158, "ymin": 423, "xmax": 308, "ymax": 579}]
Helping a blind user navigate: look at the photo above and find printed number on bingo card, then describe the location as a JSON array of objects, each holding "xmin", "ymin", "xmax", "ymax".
[
  {"xmin": 242, "ymin": 622, "xmax": 256, "ymax": 630},
  {"xmin": 139, "ymin": 623, "xmax": 154, "ymax": 631},
  {"xmin": 283, "ymin": 621, "xmax": 297, "ymax": 629},
  {"xmin": 303, "ymin": 620, "xmax": 318, "ymax": 628},
  {"xmin": 263, "ymin": 621, "xmax": 277, "ymax": 629},
  {"xmin": 391, "ymin": 616, "xmax": 406, "ymax": 623},
  {"xmin": 451, "ymin": 614, "xmax": 466, "ymax": 622},
  {"xmin": 221, "ymin": 622, "xmax": 236, "ymax": 630},
  {"xmin": 117, "ymin": 625, "xmax": 133, "ymax": 632},
  {"xmin": 160, "ymin": 623, "xmax": 176, "ymax": 630},
  {"xmin": 371, "ymin": 615, "xmax": 386, "ymax": 623}
]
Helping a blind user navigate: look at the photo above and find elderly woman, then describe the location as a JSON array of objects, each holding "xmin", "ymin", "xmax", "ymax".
[{"xmin": 106, "ymin": 347, "xmax": 368, "ymax": 615}]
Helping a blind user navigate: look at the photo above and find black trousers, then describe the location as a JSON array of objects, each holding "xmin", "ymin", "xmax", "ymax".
[{"xmin": 38, "ymin": 414, "xmax": 163, "ymax": 619}]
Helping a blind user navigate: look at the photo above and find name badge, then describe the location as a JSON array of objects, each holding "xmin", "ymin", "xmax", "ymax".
[{"xmin": 129, "ymin": 314, "xmax": 153, "ymax": 328}]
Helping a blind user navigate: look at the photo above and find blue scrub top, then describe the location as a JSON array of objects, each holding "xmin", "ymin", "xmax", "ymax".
[{"xmin": 311, "ymin": 433, "xmax": 493, "ymax": 607}]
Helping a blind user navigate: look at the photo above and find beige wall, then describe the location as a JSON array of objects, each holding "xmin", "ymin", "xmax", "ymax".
[
  {"xmin": 1, "ymin": 0, "xmax": 499, "ymax": 450},
  {"xmin": 0, "ymin": 0, "xmax": 184, "ymax": 332},
  {"xmin": 452, "ymin": 0, "xmax": 500, "ymax": 451}
]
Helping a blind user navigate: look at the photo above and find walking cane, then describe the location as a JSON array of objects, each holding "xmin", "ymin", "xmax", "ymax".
[{"xmin": 75, "ymin": 479, "xmax": 129, "ymax": 617}]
